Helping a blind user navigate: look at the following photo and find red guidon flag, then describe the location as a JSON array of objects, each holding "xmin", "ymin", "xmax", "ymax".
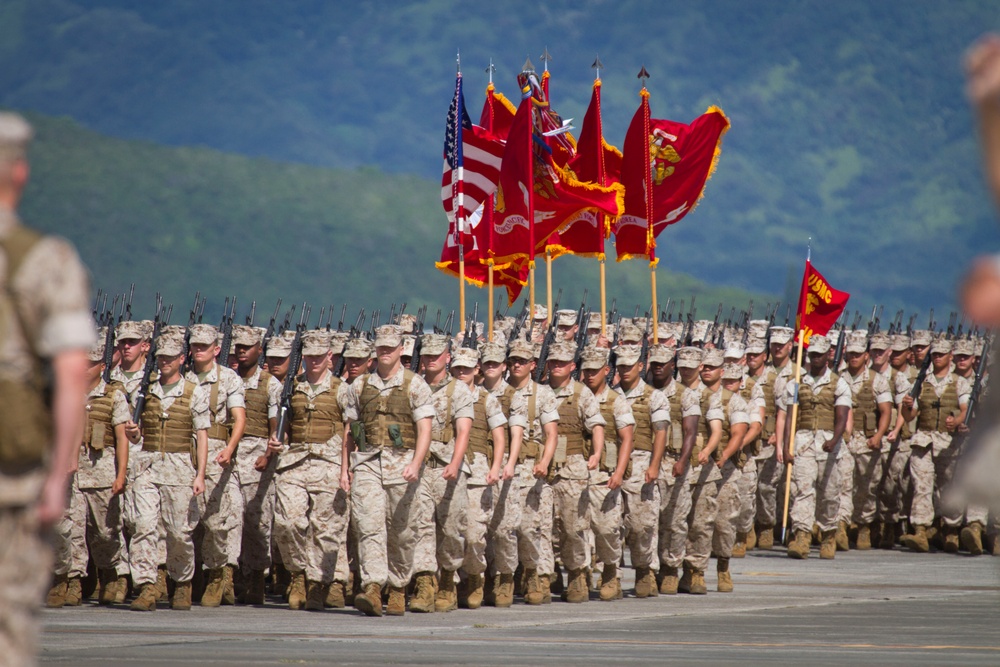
[
  {"xmin": 795, "ymin": 259, "xmax": 850, "ymax": 344},
  {"xmin": 613, "ymin": 92, "xmax": 729, "ymax": 261}
]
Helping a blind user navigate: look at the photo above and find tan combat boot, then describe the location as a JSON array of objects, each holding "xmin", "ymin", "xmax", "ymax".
[
  {"xmin": 942, "ymin": 526, "xmax": 960, "ymax": 554},
  {"xmin": 435, "ymin": 570, "xmax": 458, "ymax": 612},
  {"xmin": 46, "ymin": 574, "xmax": 68, "ymax": 608},
  {"xmin": 129, "ymin": 583, "xmax": 158, "ymax": 611},
  {"xmin": 960, "ymin": 522, "xmax": 984, "ymax": 556},
  {"xmin": 747, "ymin": 525, "xmax": 757, "ymax": 550},
  {"xmin": 855, "ymin": 524, "xmax": 872, "ymax": 550},
  {"xmin": 819, "ymin": 530, "xmax": 837, "ymax": 559},
  {"xmin": 756, "ymin": 524, "xmax": 774, "ymax": 550},
  {"xmin": 678, "ymin": 562, "xmax": 693, "ymax": 594},
  {"xmin": 901, "ymin": 525, "xmax": 930, "ymax": 553},
  {"xmin": 689, "ymin": 568, "xmax": 708, "ymax": 595},
  {"xmin": 464, "ymin": 573, "xmax": 484, "ymax": 609},
  {"xmin": 598, "ymin": 564, "xmax": 621, "ymax": 601},
  {"xmin": 732, "ymin": 533, "xmax": 747, "ymax": 558},
  {"xmin": 98, "ymin": 569, "xmax": 117, "ymax": 605},
  {"xmin": 564, "ymin": 568, "xmax": 589, "ymax": 603},
  {"xmin": 244, "ymin": 570, "xmax": 266, "ymax": 605},
  {"xmin": 494, "ymin": 573, "xmax": 515, "ymax": 607},
  {"xmin": 222, "ymin": 565, "xmax": 236, "ymax": 605},
  {"xmin": 287, "ymin": 572, "xmax": 307, "ymax": 610},
  {"xmin": 633, "ymin": 566, "xmax": 651, "ymax": 598},
  {"xmin": 63, "ymin": 577, "xmax": 83, "ymax": 606},
  {"xmin": 386, "ymin": 586, "xmax": 406, "ymax": 616},
  {"xmin": 355, "ymin": 582, "xmax": 383, "ymax": 617},
  {"xmin": 201, "ymin": 568, "xmax": 225, "ymax": 607},
  {"xmin": 659, "ymin": 566, "xmax": 679, "ymax": 595},
  {"xmin": 326, "ymin": 580, "xmax": 347, "ymax": 608},
  {"xmin": 113, "ymin": 575, "xmax": 129, "ymax": 604},
  {"xmin": 154, "ymin": 566, "xmax": 169, "ymax": 601},
  {"xmin": 787, "ymin": 530, "xmax": 811, "ymax": 559},
  {"xmin": 305, "ymin": 580, "xmax": 330, "ymax": 611},
  {"xmin": 835, "ymin": 521, "xmax": 850, "ymax": 551},
  {"xmin": 408, "ymin": 572, "xmax": 436, "ymax": 613},
  {"xmin": 524, "ymin": 569, "xmax": 549, "ymax": 605},
  {"xmin": 717, "ymin": 558, "xmax": 733, "ymax": 593},
  {"xmin": 171, "ymin": 581, "xmax": 193, "ymax": 610}
]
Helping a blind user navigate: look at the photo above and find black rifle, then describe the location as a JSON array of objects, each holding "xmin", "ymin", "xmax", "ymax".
[
  {"xmin": 608, "ymin": 311, "xmax": 623, "ymax": 386},
  {"xmin": 463, "ymin": 302, "xmax": 479, "ymax": 351},
  {"xmin": 964, "ymin": 334, "xmax": 991, "ymax": 428},
  {"xmin": 639, "ymin": 313, "xmax": 652, "ymax": 371},
  {"xmin": 683, "ymin": 296, "xmax": 697, "ymax": 346},
  {"xmin": 260, "ymin": 299, "xmax": 282, "ymax": 365},
  {"xmin": 274, "ymin": 307, "xmax": 308, "ymax": 441},
  {"xmin": 120, "ymin": 283, "xmax": 134, "ymax": 325},
  {"xmin": 831, "ymin": 312, "xmax": 849, "ymax": 370},
  {"xmin": 182, "ymin": 292, "xmax": 201, "ymax": 373},
  {"xmin": 570, "ymin": 291, "xmax": 589, "ymax": 380},
  {"xmin": 100, "ymin": 301, "xmax": 116, "ymax": 383},
  {"xmin": 131, "ymin": 295, "xmax": 165, "ymax": 423},
  {"xmin": 946, "ymin": 312, "xmax": 957, "ymax": 340},
  {"xmin": 217, "ymin": 296, "xmax": 237, "ymax": 368},
  {"xmin": 337, "ymin": 304, "xmax": 348, "ymax": 332},
  {"xmin": 246, "ymin": 300, "xmax": 257, "ymax": 327},
  {"xmin": 508, "ymin": 300, "xmax": 530, "ymax": 346},
  {"xmin": 534, "ymin": 289, "xmax": 562, "ymax": 382},
  {"xmin": 409, "ymin": 307, "xmax": 427, "ymax": 372},
  {"xmin": 907, "ymin": 346, "xmax": 934, "ymax": 400}
]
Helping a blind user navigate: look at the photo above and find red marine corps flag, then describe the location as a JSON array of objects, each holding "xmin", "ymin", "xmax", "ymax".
[{"xmin": 795, "ymin": 258, "xmax": 850, "ymax": 344}]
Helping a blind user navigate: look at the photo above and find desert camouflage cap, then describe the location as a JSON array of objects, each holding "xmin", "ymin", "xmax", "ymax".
[
  {"xmin": 507, "ymin": 339, "xmax": 535, "ymax": 361},
  {"xmin": 155, "ymin": 330, "xmax": 185, "ymax": 357},
  {"xmin": 618, "ymin": 323, "xmax": 644, "ymax": 344},
  {"xmin": 703, "ymin": 348, "xmax": 724, "ymax": 367},
  {"xmin": 301, "ymin": 330, "xmax": 331, "ymax": 355},
  {"xmin": 845, "ymin": 330, "xmax": 869, "ymax": 353},
  {"xmin": 397, "ymin": 313, "xmax": 417, "ymax": 334},
  {"xmin": 586, "ymin": 312, "xmax": 603, "ymax": 330},
  {"xmin": 533, "ymin": 305, "xmax": 548, "ymax": 321},
  {"xmin": 676, "ymin": 346, "xmax": 704, "ymax": 369},
  {"xmin": 614, "ymin": 344, "xmax": 642, "ymax": 367},
  {"xmin": 330, "ymin": 331, "xmax": 350, "ymax": 355},
  {"xmin": 690, "ymin": 320, "xmax": 712, "ymax": 343},
  {"xmin": 420, "ymin": 333, "xmax": 449, "ymax": 356},
  {"xmin": 869, "ymin": 332, "xmax": 891, "ymax": 350},
  {"xmin": 632, "ymin": 317, "xmax": 650, "ymax": 333},
  {"xmin": 480, "ymin": 342, "xmax": 506, "ymax": 364},
  {"xmin": 266, "ymin": 331, "xmax": 295, "ymax": 358},
  {"xmin": 808, "ymin": 335, "xmax": 831, "ymax": 355},
  {"xmin": 343, "ymin": 337, "xmax": 373, "ymax": 359},
  {"xmin": 723, "ymin": 343, "xmax": 745, "ymax": 359},
  {"xmin": 722, "ymin": 362, "xmax": 745, "ymax": 380},
  {"xmin": 580, "ymin": 345, "xmax": 610, "ymax": 370},
  {"xmin": 890, "ymin": 334, "xmax": 911, "ymax": 351},
  {"xmin": 451, "ymin": 347, "xmax": 479, "ymax": 368},
  {"xmin": 374, "ymin": 324, "xmax": 403, "ymax": 348},
  {"xmin": 116, "ymin": 320, "xmax": 147, "ymax": 341},
  {"xmin": 769, "ymin": 326, "xmax": 794, "ymax": 345},
  {"xmin": 556, "ymin": 309, "xmax": 577, "ymax": 327},
  {"xmin": 546, "ymin": 340, "xmax": 576, "ymax": 363},
  {"xmin": 648, "ymin": 344, "xmax": 675, "ymax": 364},
  {"xmin": 747, "ymin": 319, "xmax": 769, "ymax": 340},
  {"xmin": 401, "ymin": 334, "xmax": 415, "ymax": 357},
  {"xmin": 953, "ymin": 338, "xmax": 975, "ymax": 356},
  {"xmin": 88, "ymin": 337, "xmax": 106, "ymax": 362},
  {"xmin": 911, "ymin": 330, "xmax": 934, "ymax": 347},
  {"xmin": 0, "ymin": 112, "xmax": 32, "ymax": 162},
  {"xmin": 188, "ymin": 323, "xmax": 219, "ymax": 345},
  {"xmin": 930, "ymin": 338, "xmax": 953, "ymax": 354},
  {"xmin": 494, "ymin": 316, "xmax": 515, "ymax": 338},
  {"xmin": 232, "ymin": 325, "xmax": 259, "ymax": 346}
]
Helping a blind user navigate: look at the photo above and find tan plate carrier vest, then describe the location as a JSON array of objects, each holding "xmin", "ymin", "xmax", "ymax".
[
  {"xmin": 739, "ymin": 375, "xmax": 761, "ymax": 458},
  {"xmin": 711, "ymin": 388, "xmax": 736, "ymax": 466},
  {"xmin": 667, "ymin": 385, "xmax": 684, "ymax": 456},
  {"xmin": 142, "ymin": 381, "xmax": 196, "ymax": 455},
  {"xmin": 693, "ymin": 386, "xmax": 732, "ymax": 467},
  {"xmin": 205, "ymin": 365, "xmax": 231, "ymax": 441},
  {"xmin": 549, "ymin": 382, "xmax": 585, "ymax": 476},
  {"xmin": 585, "ymin": 392, "xmax": 623, "ymax": 474},
  {"xmin": 518, "ymin": 384, "xmax": 542, "ymax": 462},
  {"xmin": 760, "ymin": 369, "xmax": 778, "ymax": 442},
  {"xmin": 85, "ymin": 381, "xmax": 123, "ymax": 451},
  {"xmin": 358, "ymin": 370, "xmax": 417, "ymax": 450},
  {"xmin": 916, "ymin": 374, "xmax": 959, "ymax": 433},
  {"xmin": 851, "ymin": 371, "xmax": 879, "ymax": 438},
  {"xmin": 243, "ymin": 369, "xmax": 273, "ymax": 439},
  {"xmin": 796, "ymin": 371, "xmax": 839, "ymax": 432},
  {"xmin": 290, "ymin": 376, "xmax": 343, "ymax": 444},
  {"xmin": 467, "ymin": 387, "xmax": 493, "ymax": 465}
]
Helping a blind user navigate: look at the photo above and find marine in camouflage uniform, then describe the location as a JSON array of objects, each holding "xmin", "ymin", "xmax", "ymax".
[
  {"xmin": 732, "ymin": 337, "xmax": 767, "ymax": 556},
  {"xmin": 755, "ymin": 325, "xmax": 795, "ymax": 550},
  {"xmin": 877, "ymin": 333, "xmax": 918, "ymax": 548}
]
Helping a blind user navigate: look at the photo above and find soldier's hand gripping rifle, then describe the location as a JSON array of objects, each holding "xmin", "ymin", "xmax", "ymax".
[
  {"xmin": 131, "ymin": 295, "xmax": 165, "ymax": 423},
  {"xmin": 217, "ymin": 296, "xmax": 237, "ymax": 368},
  {"xmin": 274, "ymin": 307, "xmax": 308, "ymax": 441},
  {"xmin": 908, "ymin": 343, "xmax": 935, "ymax": 401},
  {"xmin": 533, "ymin": 288, "xmax": 562, "ymax": 382}
]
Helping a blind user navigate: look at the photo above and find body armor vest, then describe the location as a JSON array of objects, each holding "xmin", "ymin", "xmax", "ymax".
[
  {"xmin": 290, "ymin": 378, "xmax": 343, "ymax": 444},
  {"xmin": 142, "ymin": 381, "xmax": 195, "ymax": 454},
  {"xmin": 714, "ymin": 388, "xmax": 736, "ymax": 464},
  {"xmin": 84, "ymin": 381, "xmax": 122, "ymax": 450},
  {"xmin": 890, "ymin": 367, "xmax": 912, "ymax": 440},
  {"xmin": 518, "ymin": 386, "xmax": 541, "ymax": 462},
  {"xmin": 430, "ymin": 380, "xmax": 458, "ymax": 444},
  {"xmin": 204, "ymin": 366, "xmax": 231, "ymax": 441},
  {"xmin": 917, "ymin": 374, "xmax": 960, "ymax": 433},
  {"xmin": 359, "ymin": 370, "xmax": 417, "ymax": 449},
  {"xmin": 243, "ymin": 370, "xmax": 272, "ymax": 439},
  {"xmin": 739, "ymin": 376, "xmax": 761, "ymax": 456},
  {"xmin": 467, "ymin": 388, "xmax": 492, "ymax": 464},
  {"xmin": 851, "ymin": 371, "xmax": 878, "ymax": 438},
  {"xmin": 761, "ymin": 369, "xmax": 778, "ymax": 439},
  {"xmin": 587, "ymin": 393, "xmax": 621, "ymax": 473},
  {"xmin": 796, "ymin": 372, "xmax": 839, "ymax": 432},
  {"xmin": 667, "ymin": 386, "xmax": 684, "ymax": 454},
  {"xmin": 555, "ymin": 382, "xmax": 586, "ymax": 457}
]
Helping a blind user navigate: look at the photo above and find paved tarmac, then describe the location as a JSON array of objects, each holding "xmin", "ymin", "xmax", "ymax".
[{"xmin": 41, "ymin": 547, "xmax": 1000, "ymax": 666}]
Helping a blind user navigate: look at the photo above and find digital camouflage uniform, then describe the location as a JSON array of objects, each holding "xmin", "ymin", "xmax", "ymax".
[
  {"xmin": 589, "ymin": 383, "xmax": 634, "ymax": 577},
  {"xmin": 684, "ymin": 379, "xmax": 725, "ymax": 573},
  {"xmin": 486, "ymin": 377, "xmax": 524, "ymax": 578},
  {"xmin": 657, "ymin": 380, "xmax": 700, "ymax": 573},
  {"xmin": 711, "ymin": 386, "xmax": 751, "ymax": 560},
  {"xmin": 841, "ymin": 366, "xmax": 892, "ymax": 527},
  {"xmin": 462, "ymin": 382, "xmax": 507, "ymax": 577}
]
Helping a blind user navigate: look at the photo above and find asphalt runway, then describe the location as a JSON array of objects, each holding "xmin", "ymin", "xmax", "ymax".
[{"xmin": 41, "ymin": 547, "xmax": 1000, "ymax": 666}]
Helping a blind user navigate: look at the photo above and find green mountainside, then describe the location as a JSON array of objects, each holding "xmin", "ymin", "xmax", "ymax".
[
  {"xmin": 20, "ymin": 113, "xmax": 771, "ymax": 321},
  {"xmin": 3, "ymin": 0, "xmax": 998, "ymax": 315}
]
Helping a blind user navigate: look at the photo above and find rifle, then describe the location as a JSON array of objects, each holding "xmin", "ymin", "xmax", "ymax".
[
  {"xmin": 534, "ymin": 290, "xmax": 563, "ymax": 382},
  {"xmin": 121, "ymin": 283, "xmax": 134, "ymax": 325},
  {"xmin": 784, "ymin": 304, "xmax": 791, "ymax": 328},
  {"xmin": 907, "ymin": 345, "xmax": 934, "ymax": 400},
  {"xmin": 906, "ymin": 314, "xmax": 917, "ymax": 336},
  {"xmin": 274, "ymin": 306, "xmax": 309, "ymax": 442},
  {"xmin": 260, "ymin": 299, "xmax": 282, "ymax": 365},
  {"xmin": 463, "ymin": 302, "xmax": 479, "ymax": 350},
  {"xmin": 92, "ymin": 288, "xmax": 103, "ymax": 322},
  {"xmin": 964, "ymin": 333, "xmax": 991, "ymax": 428},
  {"xmin": 946, "ymin": 312, "xmax": 957, "ymax": 340},
  {"xmin": 682, "ymin": 297, "xmax": 697, "ymax": 347},
  {"xmin": 217, "ymin": 296, "xmax": 237, "ymax": 368},
  {"xmin": 443, "ymin": 310, "xmax": 455, "ymax": 337},
  {"xmin": 508, "ymin": 300, "xmax": 530, "ymax": 346},
  {"xmin": 607, "ymin": 310, "xmax": 623, "ymax": 386},
  {"xmin": 409, "ymin": 307, "xmax": 427, "ymax": 372},
  {"xmin": 831, "ymin": 312, "xmax": 849, "ymax": 370},
  {"xmin": 182, "ymin": 292, "xmax": 202, "ymax": 373},
  {"xmin": 280, "ymin": 304, "xmax": 296, "ymax": 335},
  {"xmin": 246, "ymin": 300, "xmax": 257, "ymax": 327},
  {"xmin": 337, "ymin": 304, "xmax": 347, "ymax": 332},
  {"xmin": 131, "ymin": 295, "xmax": 165, "ymax": 423},
  {"xmin": 325, "ymin": 305, "xmax": 334, "ymax": 331},
  {"xmin": 434, "ymin": 309, "xmax": 443, "ymax": 335},
  {"xmin": 956, "ymin": 315, "xmax": 966, "ymax": 339},
  {"xmin": 101, "ymin": 301, "xmax": 116, "ymax": 383},
  {"xmin": 664, "ymin": 298, "xmax": 674, "ymax": 323},
  {"xmin": 639, "ymin": 313, "xmax": 652, "ymax": 372},
  {"xmin": 570, "ymin": 292, "xmax": 589, "ymax": 380}
]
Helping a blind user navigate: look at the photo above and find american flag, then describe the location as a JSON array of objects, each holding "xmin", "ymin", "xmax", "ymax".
[{"xmin": 441, "ymin": 73, "xmax": 504, "ymax": 231}]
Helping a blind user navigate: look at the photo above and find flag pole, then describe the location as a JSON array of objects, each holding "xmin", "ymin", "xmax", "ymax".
[
  {"xmin": 638, "ymin": 68, "xmax": 658, "ymax": 344},
  {"xmin": 488, "ymin": 261, "xmax": 494, "ymax": 342},
  {"xmin": 546, "ymin": 250, "xmax": 553, "ymax": 320},
  {"xmin": 485, "ymin": 63, "xmax": 498, "ymax": 344},
  {"xmin": 454, "ymin": 52, "xmax": 467, "ymax": 327},
  {"xmin": 593, "ymin": 57, "xmax": 608, "ymax": 337},
  {"xmin": 780, "ymin": 328, "xmax": 806, "ymax": 545}
]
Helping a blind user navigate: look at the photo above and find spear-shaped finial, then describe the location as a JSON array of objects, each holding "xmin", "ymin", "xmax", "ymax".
[
  {"xmin": 456, "ymin": 50, "xmax": 461, "ymax": 74},
  {"xmin": 592, "ymin": 54, "xmax": 603, "ymax": 81},
  {"xmin": 637, "ymin": 65, "xmax": 650, "ymax": 86},
  {"xmin": 485, "ymin": 58, "xmax": 496, "ymax": 84},
  {"xmin": 522, "ymin": 56, "xmax": 535, "ymax": 73},
  {"xmin": 807, "ymin": 236, "xmax": 812, "ymax": 262},
  {"xmin": 540, "ymin": 47, "xmax": 552, "ymax": 72}
]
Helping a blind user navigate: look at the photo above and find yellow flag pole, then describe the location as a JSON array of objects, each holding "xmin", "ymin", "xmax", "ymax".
[
  {"xmin": 546, "ymin": 250, "xmax": 553, "ymax": 320},
  {"xmin": 459, "ymin": 256, "xmax": 466, "ymax": 327},
  {"xmin": 599, "ymin": 257, "xmax": 607, "ymax": 337},
  {"xmin": 488, "ymin": 262, "xmax": 494, "ymax": 342},
  {"xmin": 529, "ymin": 261, "xmax": 536, "ymax": 338},
  {"xmin": 650, "ymin": 261, "xmax": 659, "ymax": 345},
  {"xmin": 780, "ymin": 329, "xmax": 806, "ymax": 545}
]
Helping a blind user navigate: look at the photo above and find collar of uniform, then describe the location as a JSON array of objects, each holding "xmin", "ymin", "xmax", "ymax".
[
  {"xmin": 550, "ymin": 380, "xmax": 577, "ymax": 397},
  {"xmin": 242, "ymin": 365, "xmax": 263, "ymax": 389},
  {"xmin": 88, "ymin": 378, "xmax": 107, "ymax": 399},
  {"xmin": 846, "ymin": 367, "xmax": 870, "ymax": 386},
  {"xmin": 368, "ymin": 365, "xmax": 405, "ymax": 390},
  {"xmin": 926, "ymin": 370, "xmax": 953, "ymax": 388},
  {"xmin": 804, "ymin": 366, "xmax": 833, "ymax": 386},
  {"xmin": 619, "ymin": 377, "xmax": 648, "ymax": 399},
  {"xmin": 187, "ymin": 363, "xmax": 219, "ymax": 385},
  {"xmin": 769, "ymin": 362, "xmax": 793, "ymax": 378},
  {"xmin": 0, "ymin": 207, "xmax": 18, "ymax": 238},
  {"xmin": 296, "ymin": 370, "xmax": 332, "ymax": 395},
  {"xmin": 151, "ymin": 377, "xmax": 187, "ymax": 398},
  {"xmin": 591, "ymin": 383, "xmax": 612, "ymax": 403},
  {"xmin": 487, "ymin": 378, "xmax": 510, "ymax": 397},
  {"xmin": 428, "ymin": 376, "xmax": 452, "ymax": 393}
]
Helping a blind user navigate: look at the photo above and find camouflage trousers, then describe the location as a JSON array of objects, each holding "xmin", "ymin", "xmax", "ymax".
[
  {"xmin": 237, "ymin": 436, "xmax": 277, "ymax": 573},
  {"xmin": 0, "ymin": 506, "xmax": 52, "ymax": 667},
  {"xmin": 657, "ymin": 455, "xmax": 692, "ymax": 570},
  {"xmin": 130, "ymin": 475, "xmax": 204, "ymax": 585},
  {"xmin": 789, "ymin": 430, "xmax": 842, "ymax": 534},
  {"xmin": 684, "ymin": 474, "xmax": 720, "ymax": 571},
  {"xmin": 54, "ymin": 480, "xmax": 125, "ymax": 578},
  {"xmin": 517, "ymin": 459, "xmax": 554, "ymax": 575},
  {"xmin": 486, "ymin": 476, "xmax": 522, "ymax": 575},
  {"xmin": 754, "ymin": 446, "xmax": 784, "ymax": 527},
  {"xmin": 622, "ymin": 451, "xmax": 660, "ymax": 570},
  {"xmin": 550, "ymin": 473, "xmax": 591, "ymax": 572},
  {"xmin": 839, "ymin": 435, "xmax": 883, "ymax": 526},
  {"xmin": 350, "ymin": 452, "xmax": 424, "ymax": 589},
  {"xmin": 200, "ymin": 438, "xmax": 243, "ymax": 570},
  {"xmin": 736, "ymin": 457, "xmax": 758, "ymax": 534},
  {"xmin": 909, "ymin": 432, "xmax": 963, "ymax": 528},
  {"xmin": 877, "ymin": 437, "xmax": 912, "ymax": 523},
  {"xmin": 463, "ymin": 481, "xmax": 496, "ymax": 576},
  {"xmin": 273, "ymin": 457, "xmax": 349, "ymax": 584},
  {"xmin": 712, "ymin": 463, "xmax": 742, "ymax": 558},
  {"xmin": 413, "ymin": 465, "xmax": 468, "ymax": 574},
  {"xmin": 122, "ymin": 451, "xmax": 166, "ymax": 573},
  {"xmin": 589, "ymin": 478, "xmax": 623, "ymax": 569}
]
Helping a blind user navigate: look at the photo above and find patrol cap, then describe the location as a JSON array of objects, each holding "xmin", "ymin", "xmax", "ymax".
[
  {"xmin": 890, "ymin": 334, "xmax": 911, "ymax": 352},
  {"xmin": 451, "ymin": 347, "xmax": 479, "ymax": 368},
  {"xmin": 139, "ymin": 320, "xmax": 155, "ymax": 340},
  {"xmin": 419, "ymin": 333, "xmax": 449, "ymax": 356},
  {"xmin": 953, "ymin": 338, "xmax": 975, "ymax": 356},
  {"xmin": 808, "ymin": 335, "xmax": 831, "ymax": 355},
  {"xmin": 648, "ymin": 344, "xmax": 675, "ymax": 364},
  {"xmin": 747, "ymin": 319, "xmax": 769, "ymax": 340},
  {"xmin": 116, "ymin": 320, "xmax": 147, "ymax": 342},
  {"xmin": 374, "ymin": 325, "xmax": 403, "ymax": 348},
  {"xmin": 265, "ymin": 330, "xmax": 295, "ymax": 358},
  {"xmin": 546, "ymin": 341, "xmax": 577, "ymax": 363},
  {"xmin": 869, "ymin": 332, "xmax": 891, "ymax": 351},
  {"xmin": 494, "ymin": 316, "xmax": 515, "ymax": 339},
  {"xmin": 343, "ymin": 337, "xmax": 373, "ymax": 359},
  {"xmin": 480, "ymin": 342, "xmax": 506, "ymax": 364},
  {"xmin": 722, "ymin": 363, "xmax": 745, "ymax": 380},
  {"xmin": 617, "ymin": 323, "xmax": 644, "ymax": 344},
  {"xmin": 911, "ymin": 330, "xmax": 933, "ymax": 347},
  {"xmin": 586, "ymin": 312, "xmax": 603, "ymax": 331},
  {"xmin": 188, "ymin": 323, "xmax": 219, "ymax": 345},
  {"xmin": 614, "ymin": 344, "xmax": 642, "ymax": 367},
  {"xmin": 580, "ymin": 346, "xmax": 610, "ymax": 370},
  {"xmin": 676, "ymin": 346, "xmax": 704, "ymax": 369},
  {"xmin": 974, "ymin": 337, "xmax": 985, "ymax": 357},
  {"xmin": 88, "ymin": 338, "xmax": 106, "ymax": 362},
  {"xmin": 232, "ymin": 325, "xmax": 260, "ymax": 346},
  {"xmin": 301, "ymin": 330, "xmax": 331, "ymax": 355},
  {"xmin": 723, "ymin": 343, "xmax": 745, "ymax": 360},
  {"xmin": 632, "ymin": 317, "xmax": 650, "ymax": 333},
  {"xmin": 533, "ymin": 305, "xmax": 548, "ymax": 321},
  {"xmin": 329, "ymin": 331, "xmax": 349, "ymax": 355},
  {"xmin": 556, "ymin": 309, "xmax": 578, "ymax": 327},
  {"xmin": 930, "ymin": 338, "xmax": 953, "ymax": 354},
  {"xmin": 746, "ymin": 339, "xmax": 767, "ymax": 355},
  {"xmin": 665, "ymin": 321, "xmax": 685, "ymax": 342},
  {"xmin": 0, "ymin": 112, "xmax": 32, "ymax": 162},
  {"xmin": 690, "ymin": 320, "xmax": 711, "ymax": 343},
  {"xmin": 703, "ymin": 348, "xmax": 724, "ymax": 367},
  {"xmin": 845, "ymin": 331, "xmax": 869, "ymax": 354},
  {"xmin": 401, "ymin": 334, "xmax": 415, "ymax": 357},
  {"xmin": 489, "ymin": 330, "xmax": 508, "ymax": 348},
  {"xmin": 397, "ymin": 313, "xmax": 417, "ymax": 334},
  {"xmin": 507, "ymin": 339, "xmax": 535, "ymax": 361},
  {"xmin": 769, "ymin": 326, "xmax": 794, "ymax": 345},
  {"xmin": 155, "ymin": 330, "xmax": 185, "ymax": 357}
]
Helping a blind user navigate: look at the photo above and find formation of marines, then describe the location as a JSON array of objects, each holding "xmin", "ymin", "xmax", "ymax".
[{"xmin": 46, "ymin": 297, "xmax": 997, "ymax": 615}]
